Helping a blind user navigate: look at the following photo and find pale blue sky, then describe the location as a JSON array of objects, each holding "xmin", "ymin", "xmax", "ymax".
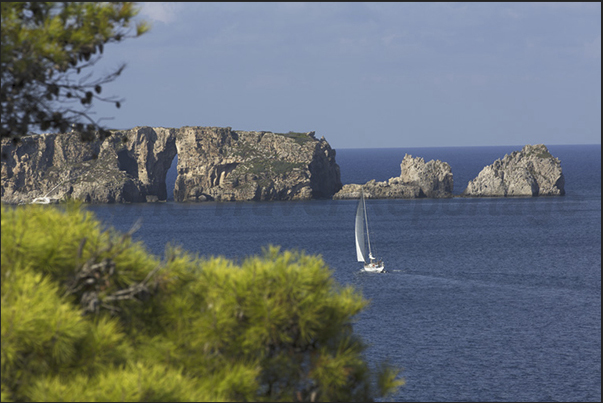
[{"xmin": 93, "ymin": 2, "xmax": 601, "ymax": 149}]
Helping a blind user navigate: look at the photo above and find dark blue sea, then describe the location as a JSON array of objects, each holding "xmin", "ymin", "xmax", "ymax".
[{"xmin": 87, "ymin": 144, "xmax": 601, "ymax": 402}]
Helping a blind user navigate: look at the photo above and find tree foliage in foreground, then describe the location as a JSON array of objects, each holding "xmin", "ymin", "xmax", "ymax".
[
  {"xmin": 1, "ymin": 2, "xmax": 149, "ymax": 142},
  {"xmin": 1, "ymin": 203, "xmax": 404, "ymax": 401}
]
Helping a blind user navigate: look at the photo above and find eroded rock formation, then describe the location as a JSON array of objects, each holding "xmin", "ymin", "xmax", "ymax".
[
  {"xmin": 1, "ymin": 126, "xmax": 342, "ymax": 204},
  {"xmin": 173, "ymin": 127, "xmax": 341, "ymax": 201},
  {"xmin": 462, "ymin": 144, "xmax": 565, "ymax": 197},
  {"xmin": 333, "ymin": 154, "xmax": 453, "ymax": 199}
]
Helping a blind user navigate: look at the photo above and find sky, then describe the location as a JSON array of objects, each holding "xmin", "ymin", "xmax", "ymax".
[{"xmin": 92, "ymin": 2, "xmax": 601, "ymax": 149}]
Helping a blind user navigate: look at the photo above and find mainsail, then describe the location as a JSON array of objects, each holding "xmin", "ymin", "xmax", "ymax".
[
  {"xmin": 354, "ymin": 190, "xmax": 384, "ymax": 273},
  {"xmin": 355, "ymin": 193, "xmax": 366, "ymax": 262}
]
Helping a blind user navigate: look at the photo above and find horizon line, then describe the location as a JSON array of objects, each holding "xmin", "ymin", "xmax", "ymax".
[{"xmin": 334, "ymin": 143, "xmax": 601, "ymax": 150}]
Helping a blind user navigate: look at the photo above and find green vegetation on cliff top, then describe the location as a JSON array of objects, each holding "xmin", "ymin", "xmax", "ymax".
[{"xmin": 273, "ymin": 131, "xmax": 314, "ymax": 145}]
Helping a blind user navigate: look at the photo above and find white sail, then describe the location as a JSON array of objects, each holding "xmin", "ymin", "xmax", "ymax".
[
  {"xmin": 355, "ymin": 190, "xmax": 385, "ymax": 272},
  {"xmin": 355, "ymin": 194, "xmax": 366, "ymax": 262}
]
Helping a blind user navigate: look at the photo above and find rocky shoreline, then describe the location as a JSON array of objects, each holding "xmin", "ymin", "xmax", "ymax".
[{"xmin": 1, "ymin": 128, "xmax": 564, "ymax": 204}]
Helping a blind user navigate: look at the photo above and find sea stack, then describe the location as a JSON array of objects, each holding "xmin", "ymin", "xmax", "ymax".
[
  {"xmin": 462, "ymin": 144, "xmax": 565, "ymax": 197},
  {"xmin": 333, "ymin": 154, "xmax": 453, "ymax": 199}
]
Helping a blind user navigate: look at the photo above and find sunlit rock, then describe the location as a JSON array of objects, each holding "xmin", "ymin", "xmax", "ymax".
[{"xmin": 462, "ymin": 144, "xmax": 565, "ymax": 197}]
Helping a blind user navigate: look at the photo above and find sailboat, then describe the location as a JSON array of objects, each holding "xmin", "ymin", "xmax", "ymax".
[
  {"xmin": 355, "ymin": 189, "xmax": 385, "ymax": 273},
  {"xmin": 29, "ymin": 171, "xmax": 84, "ymax": 204}
]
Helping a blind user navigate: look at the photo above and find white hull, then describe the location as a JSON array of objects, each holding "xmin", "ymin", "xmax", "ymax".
[
  {"xmin": 363, "ymin": 262, "xmax": 385, "ymax": 273},
  {"xmin": 31, "ymin": 197, "xmax": 59, "ymax": 204}
]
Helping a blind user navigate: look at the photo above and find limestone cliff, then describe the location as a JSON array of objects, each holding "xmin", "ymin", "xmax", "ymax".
[
  {"xmin": 173, "ymin": 127, "xmax": 341, "ymax": 201},
  {"xmin": 1, "ymin": 126, "xmax": 341, "ymax": 204},
  {"xmin": 1, "ymin": 131, "xmax": 154, "ymax": 204},
  {"xmin": 333, "ymin": 154, "xmax": 453, "ymax": 199},
  {"xmin": 462, "ymin": 144, "xmax": 565, "ymax": 197}
]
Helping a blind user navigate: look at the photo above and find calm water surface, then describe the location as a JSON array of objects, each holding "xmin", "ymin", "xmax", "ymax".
[{"xmin": 88, "ymin": 145, "xmax": 601, "ymax": 402}]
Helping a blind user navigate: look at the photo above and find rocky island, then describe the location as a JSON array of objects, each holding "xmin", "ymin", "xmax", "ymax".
[
  {"xmin": 1, "ymin": 126, "xmax": 342, "ymax": 204},
  {"xmin": 333, "ymin": 154, "xmax": 453, "ymax": 199},
  {"xmin": 462, "ymin": 144, "xmax": 565, "ymax": 197}
]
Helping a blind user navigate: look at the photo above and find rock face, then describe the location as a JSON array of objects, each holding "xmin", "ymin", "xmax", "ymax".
[
  {"xmin": 0, "ymin": 130, "xmax": 162, "ymax": 204},
  {"xmin": 462, "ymin": 144, "xmax": 565, "ymax": 197},
  {"xmin": 173, "ymin": 127, "xmax": 341, "ymax": 202},
  {"xmin": 1, "ymin": 126, "xmax": 342, "ymax": 204},
  {"xmin": 333, "ymin": 154, "xmax": 453, "ymax": 199}
]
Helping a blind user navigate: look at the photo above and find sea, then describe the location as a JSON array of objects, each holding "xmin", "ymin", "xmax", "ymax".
[{"xmin": 86, "ymin": 144, "xmax": 601, "ymax": 402}]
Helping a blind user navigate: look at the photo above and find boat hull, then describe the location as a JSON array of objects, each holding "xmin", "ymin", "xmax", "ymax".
[
  {"xmin": 31, "ymin": 197, "xmax": 59, "ymax": 204},
  {"xmin": 363, "ymin": 263, "xmax": 385, "ymax": 273}
]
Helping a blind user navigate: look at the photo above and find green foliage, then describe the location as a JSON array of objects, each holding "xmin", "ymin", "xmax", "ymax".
[
  {"xmin": 527, "ymin": 150, "xmax": 553, "ymax": 159},
  {"xmin": 1, "ymin": 203, "xmax": 404, "ymax": 401},
  {"xmin": 27, "ymin": 363, "xmax": 215, "ymax": 402},
  {"xmin": 1, "ymin": 265, "xmax": 131, "ymax": 401},
  {"xmin": 1, "ymin": 2, "xmax": 150, "ymax": 141},
  {"xmin": 274, "ymin": 132, "xmax": 314, "ymax": 145}
]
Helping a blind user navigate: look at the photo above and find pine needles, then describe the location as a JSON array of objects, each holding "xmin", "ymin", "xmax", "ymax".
[{"xmin": 1, "ymin": 203, "xmax": 403, "ymax": 401}]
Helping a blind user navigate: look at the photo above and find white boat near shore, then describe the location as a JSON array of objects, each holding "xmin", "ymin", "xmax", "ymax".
[{"xmin": 30, "ymin": 196, "xmax": 59, "ymax": 204}]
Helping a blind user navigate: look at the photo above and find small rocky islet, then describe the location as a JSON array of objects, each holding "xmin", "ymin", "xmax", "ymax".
[
  {"xmin": 335, "ymin": 143, "xmax": 565, "ymax": 199},
  {"xmin": 1, "ymin": 126, "xmax": 564, "ymax": 204},
  {"xmin": 333, "ymin": 154, "xmax": 454, "ymax": 199},
  {"xmin": 462, "ymin": 144, "xmax": 565, "ymax": 197}
]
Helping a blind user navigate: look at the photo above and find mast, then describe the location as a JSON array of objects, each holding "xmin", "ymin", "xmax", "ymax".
[{"xmin": 362, "ymin": 189, "xmax": 373, "ymax": 260}]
